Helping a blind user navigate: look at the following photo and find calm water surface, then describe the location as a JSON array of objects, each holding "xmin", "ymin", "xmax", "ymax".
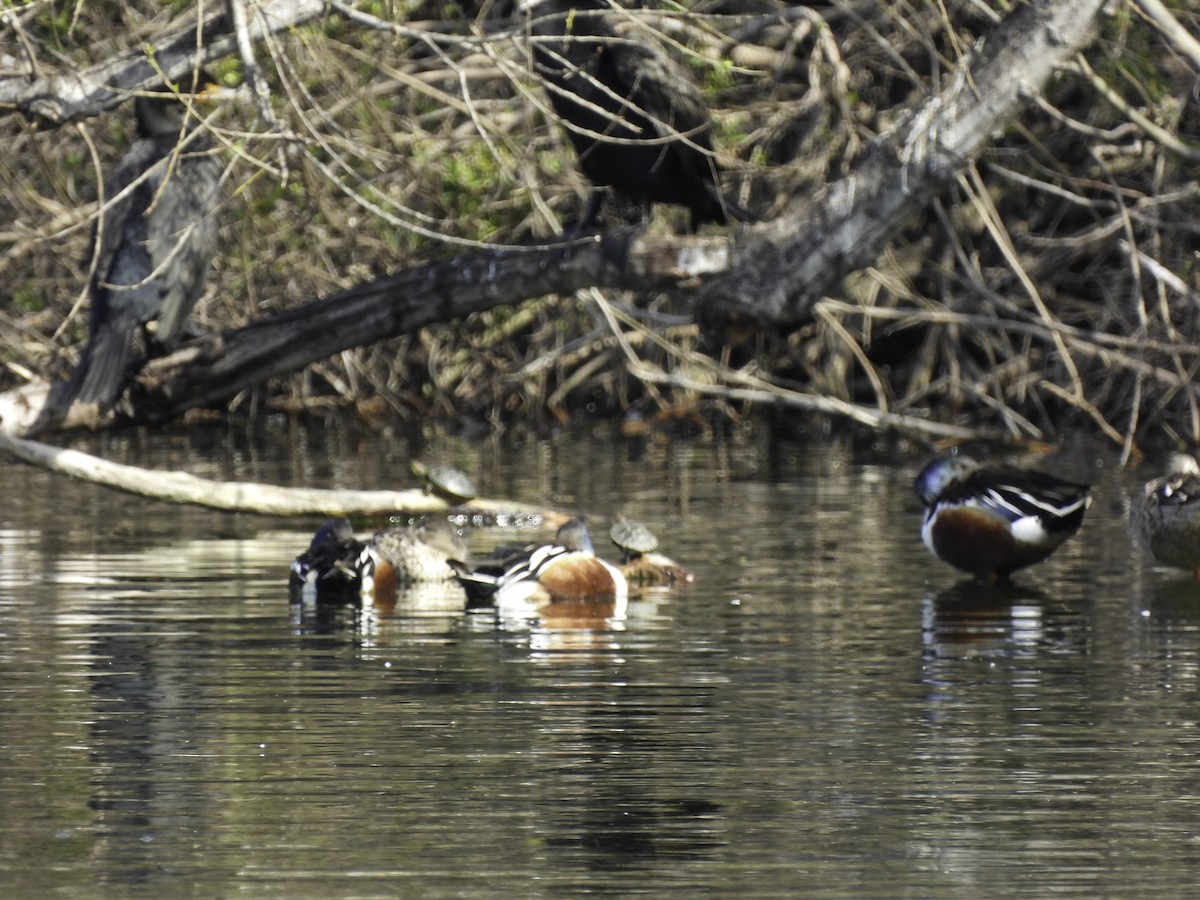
[{"xmin": 1, "ymin": 421, "xmax": 1199, "ymax": 897}]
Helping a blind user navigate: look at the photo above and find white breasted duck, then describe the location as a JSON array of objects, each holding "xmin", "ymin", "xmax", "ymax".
[
  {"xmin": 452, "ymin": 518, "xmax": 627, "ymax": 610},
  {"xmin": 914, "ymin": 454, "xmax": 1091, "ymax": 581}
]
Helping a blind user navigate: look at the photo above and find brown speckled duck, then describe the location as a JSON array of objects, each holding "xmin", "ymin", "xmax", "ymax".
[{"xmin": 1131, "ymin": 453, "xmax": 1200, "ymax": 578}]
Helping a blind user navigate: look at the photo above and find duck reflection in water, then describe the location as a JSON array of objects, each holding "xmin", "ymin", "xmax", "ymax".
[
  {"xmin": 921, "ymin": 581, "xmax": 1089, "ymax": 660},
  {"xmin": 914, "ymin": 454, "xmax": 1091, "ymax": 582}
]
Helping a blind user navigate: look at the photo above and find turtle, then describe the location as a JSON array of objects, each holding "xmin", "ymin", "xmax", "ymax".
[
  {"xmin": 411, "ymin": 460, "xmax": 478, "ymax": 505},
  {"xmin": 610, "ymin": 515, "xmax": 659, "ymax": 563}
]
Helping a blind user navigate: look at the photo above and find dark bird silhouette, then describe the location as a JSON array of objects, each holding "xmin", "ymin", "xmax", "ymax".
[
  {"xmin": 64, "ymin": 74, "xmax": 226, "ymax": 409},
  {"xmin": 524, "ymin": 0, "xmax": 754, "ymax": 232}
]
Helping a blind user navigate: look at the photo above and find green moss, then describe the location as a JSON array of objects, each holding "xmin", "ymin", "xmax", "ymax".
[
  {"xmin": 437, "ymin": 143, "xmax": 516, "ymax": 239},
  {"xmin": 35, "ymin": 7, "xmax": 71, "ymax": 51},
  {"xmin": 12, "ymin": 284, "xmax": 44, "ymax": 313},
  {"xmin": 703, "ymin": 58, "xmax": 735, "ymax": 94}
]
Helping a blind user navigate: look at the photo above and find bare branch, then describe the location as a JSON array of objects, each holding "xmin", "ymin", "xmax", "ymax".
[
  {"xmin": 0, "ymin": 0, "xmax": 327, "ymax": 126},
  {"xmin": 1133, "ymin": 0, "xmax": 1200, "ymax": 75},
  {"xmin": 693, "ymin": 0, "xmax": 1112, "ymax": 324}
]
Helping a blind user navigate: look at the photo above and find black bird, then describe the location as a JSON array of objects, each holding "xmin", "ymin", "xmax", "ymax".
[
  {"xmin": 524, "ymin": 0, "xmax": 754, "ymax": 232},
  {"xmin": 64, "ymin": 74, "xmax": 226, "ymax": 409}
]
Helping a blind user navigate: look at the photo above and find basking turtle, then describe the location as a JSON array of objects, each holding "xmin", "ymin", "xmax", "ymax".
[
  {"xmin": 610, "ymin": 514, "xmax": 694, "ymax": 589},
  {"xmin": 610, "ymin": 515, "xmax": 659, "ymax": 563},
  {"xmin": 411, "ymin": 460, "xmax": 478, "ymax": 505}
]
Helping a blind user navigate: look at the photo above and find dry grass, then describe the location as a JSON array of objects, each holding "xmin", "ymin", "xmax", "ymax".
[{"xmin": 2, "ymin": 1, "xmax": 1199, "ymax": 451}]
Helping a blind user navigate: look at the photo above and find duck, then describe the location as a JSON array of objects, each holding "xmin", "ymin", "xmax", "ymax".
[
  {"xmin": 288, "ymin": 518, "xmax": 369, "ymax": 600},
  {"xmin": 289, "ymin": 517, "xmax": 468, "ymax": 602},
  {"xmin": 620, "ymin": 553, "xmax": 695, "ymax": 589},
  {"xmin": 367, "ymin": 518, "xmax": 470, "ymax": 595},
  {"xmin": 1130, "ymin": 453, "xmax": 1200, "ymax": 577},
  {"xmin": 609, "ymin": 515, "xmax": 695, "ymax": 588},
  {"xmin": 914, "ymin": 454, "xmax": 1091, "ymax": 580},
  {"xmin": 451, "ymin": 518, "xmax": 627, "ymax": 610}
]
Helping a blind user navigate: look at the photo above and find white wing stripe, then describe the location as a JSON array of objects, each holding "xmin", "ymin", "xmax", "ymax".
[{"xmin": 983, "ymin": 486, "xmax": 1086, "ymax": 518}]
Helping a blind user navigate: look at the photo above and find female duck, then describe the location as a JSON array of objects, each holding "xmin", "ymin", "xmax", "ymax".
[
  {"xmin": 1131, "ymin": 453, "xmax": 1200, "ymax": 577},
  {"xmin": 452, "ymin": 518, "xmax": 627, "ymax": 610},
  {"xmin": 365, "ymin": 518, "xmax": 469, "ymax": 596},
  {"xmin": 289, "ymin": 517, "xmax": 468, "ymax": 602},
  {"xmin": 914, "ymin": 454, "xmax": 1091, "ymax": 580}
]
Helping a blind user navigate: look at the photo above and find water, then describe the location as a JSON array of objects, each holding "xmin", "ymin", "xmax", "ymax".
[{"xmin": 2, "ymin": 421, "xmax": 1199, "ymax": 897}]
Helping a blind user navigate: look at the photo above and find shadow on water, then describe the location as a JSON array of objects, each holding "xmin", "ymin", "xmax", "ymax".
[
  {"xmin": 1143, "ymin": 574, "xmax": 1200, "ymax": 624},
  {"xmin": 286, "ymin": 586, "xmax": 728, "ymax": 880},
  {"xmin": 921, "ymin": 580, "xmax": 1091, "ymax": 660},
  {"xmin": 86, "ymin": 611, "xmax": 216, "ymax": 889}
]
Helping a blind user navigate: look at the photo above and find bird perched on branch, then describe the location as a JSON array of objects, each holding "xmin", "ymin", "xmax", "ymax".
[
  {"xmin": 523, "ymin": 0, "xmax": 755, "ymax": 233},
  {"xmin": 63, "ymin": 72, "xmax": 228, "ymax": 410}
]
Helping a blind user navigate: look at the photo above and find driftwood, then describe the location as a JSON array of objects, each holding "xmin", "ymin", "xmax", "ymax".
[
  {"xmin": 0, "ymin": 0, "xmax": 1112, "ymax": 439},
  {"xmin": 0, "ymin": 428, "xmax": 568, "ymax": 521}
]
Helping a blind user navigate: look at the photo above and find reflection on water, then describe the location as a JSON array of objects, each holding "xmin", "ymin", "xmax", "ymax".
[
  {"xmin": 920, "ymin": 581, "xmax": 1092, "ymax": 660},
  {"xmin": 3, "ymin": 424, "xmax": 1200, "ymax": 894}
]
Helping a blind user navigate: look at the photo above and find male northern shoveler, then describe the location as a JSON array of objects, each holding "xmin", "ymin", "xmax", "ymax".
[
  {"xmin": 1131, "ymin": 453, "xmax": 1200, "ymax": 577},
  {"xmin": 289, "ymin": 519, "xmax": 369, "ymax": 600},
  {"xmin": 289, "ymin": 517, "xmax": 468, "ymax": 602},
  {"xmin": 451, "ymin": 518, "xmax": 627, "ymax": 610},
  {"xmin": 914, "ymin": 454, "xmax": 1091, "ymax": 580},
  {"xmin": 610, "ymin": 515, "xmax": 695, "ymax": 588}
]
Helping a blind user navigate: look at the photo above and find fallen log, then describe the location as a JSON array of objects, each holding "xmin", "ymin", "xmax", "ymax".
[{"xmin": 0, "ymin": 429, "xmax": 570, "ymax": 522}]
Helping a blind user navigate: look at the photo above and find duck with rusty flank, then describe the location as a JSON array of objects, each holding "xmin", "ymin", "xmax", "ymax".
[
  {"xmin": 914, "ymin": 454, "xmax": 1091, "ymax": 581},
  {"xmin": 451, "ymin": 518, "xmax": 627, "ymax": 611},
  {"xmin": 1131, "ymin": 453, "xmax": 1200, "ymax": 578}
]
